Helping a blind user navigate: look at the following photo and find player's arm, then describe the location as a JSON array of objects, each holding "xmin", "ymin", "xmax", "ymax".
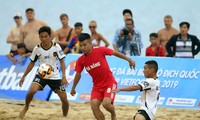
[
  {"xmin": 112, "ymin": 85, "xmax": 141, "ymax": 93},
  {"xmin": 60, "ymin": 59, "xmax": 68, "ymax": 86},
  {"xmin": 70, "ymin": 72, "xmax": 81, "ymax": 96},
  {"xmin": 19, "ymin": 61, "xmax": 35, "ymax": 87},
  {"xmin": 113, "ymin": 51, "xmax": 135, "ymax": 69}
]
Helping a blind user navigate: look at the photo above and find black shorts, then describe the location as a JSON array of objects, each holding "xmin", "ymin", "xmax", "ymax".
[
  {"xmin": 33, "ymin": 75, "xmax": 66, "ymax": 92},
  {"xmin": 133, "ymin": 110, "xmax": 151, "ymax": 120}
]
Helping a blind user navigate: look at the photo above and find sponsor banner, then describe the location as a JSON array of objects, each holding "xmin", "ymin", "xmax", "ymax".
[
  {"xmin": 0, "ymin": 55, "xmax": 51, "ymax": 100},
  {"xmin": 50, "ymin": 54, "xmax": 200, "ymax": 109},
  {"xmin": 166, "ymin": 98, "xmax": 196, "ymax": 107},
  {"xmin": 115, "ymin": 95, "xmax": 135, "ymax": 103},
  {"xmin": 1, "ymin": 54, "xmax": 200, "ymax": 109}
]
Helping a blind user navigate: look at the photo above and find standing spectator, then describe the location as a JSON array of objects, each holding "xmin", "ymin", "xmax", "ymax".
[
  {"xmin": 21, "ymin": 8, "xmax": 54, "ymax": 52},
  {"xmin": 89, "ymin": 20, "xmax": 109, "ymax": 47},
  {"xmin": 114, "ymin": 18, "xmax": 143, "ymax": 56},
  {"xmin": 64, "ymin": 22, "xmax": 83, "ymax": 54},
  {"xmin": 70, "ymin": 33, "xmax": 135, "ymax": 120},
  {"xmin": 157, "ymin": 15, "xmax": 179, "ymax": 54},
  {"xmin": 55, "ymin": 13, "xmax": 75, "ymax": 51},
  {"xmin": 166, "ymin": 22, "xmax": 200, "ymax": 58},
  {"xmin": 7, "ymin": 13, "xmax": 23, "ymax": 56},
  {"xmin": 113, "ymin": 9, "xmax": 143, "ymax": 56},
  {"xmin": 146, "ymin": 33, "xmax": 165, "ymax": 57}
]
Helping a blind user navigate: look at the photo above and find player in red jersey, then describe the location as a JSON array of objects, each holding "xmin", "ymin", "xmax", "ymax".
[{"xmin": 70, "ymin": 33, "xmax": 135, "ymax": 120}]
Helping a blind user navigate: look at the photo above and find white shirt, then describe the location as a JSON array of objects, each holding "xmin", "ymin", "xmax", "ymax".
[
  {"xmin": 30, "ymin": 42, "xmax": 65, "ymax": 79},
  {"xmin": 138, "ymin": 78, "xmax": 160, "ymax": 120}
]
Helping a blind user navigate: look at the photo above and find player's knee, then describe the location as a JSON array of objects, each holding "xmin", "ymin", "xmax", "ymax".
[
  {"xmin": 28, "ymin": 88, "xmax": 38, "ymax": 95},
  {"xmin": 134, "ymin": 114, "xmax": 145, "ymax": 120},
  {"xmin": 91, "ymin": 104, "xmax": 99, "ymax": 111},
  {"xmin": 102, "ymin": 101, "xmax": 111, "ymax": 110}
]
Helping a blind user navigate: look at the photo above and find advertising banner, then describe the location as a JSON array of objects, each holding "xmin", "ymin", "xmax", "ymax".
[
  {"xmin": 0, "ymin": 54, "xmax": 200, "ymax": 109},
  {"xmin": 50, "ymin": 54, "xmax": 200, "ymax": 109},
  {"xmin": 0, "ymin": 56, "xmax": 51, "ymax": 100}
]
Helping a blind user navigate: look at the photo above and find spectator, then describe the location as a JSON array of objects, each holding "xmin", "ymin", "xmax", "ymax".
[
  {"xmin": 114, "ymin": 18, "xmax": 143, "ymax": 56},
  {"xmin": 89, "ymin": 20, "xmax": 109, "ymax": 47},
  {"xmin": 157, "ymin": 15, "xmax": 179, "ymax": 55},
  {"xmin": 64, "ymin": 22, "xmax": 83, "ymax": 54},
  {"xmin": 146, "ymin": 33, "xmax": 165, "ymax": 57},
  {"xmin": 7, "ymin": 13, "xmax": 23, "ymax": 56},
  {"xmin": 21, "ymin": 8, "xmax": 54, "ymax": 52},
  {"xmin": 6, "ymin": 43, "xmax": 31, "ymax": 64},
  {"xmin": 166, "ymin": 22, "xmax": 200, "ymax": 58},
  {"xmin": 113, "ymin": 9, "xmax": 143, "ymax": 56},
  {"xmin": 55, "ymin": 13, "xmax": 75, "ymax": 51}
]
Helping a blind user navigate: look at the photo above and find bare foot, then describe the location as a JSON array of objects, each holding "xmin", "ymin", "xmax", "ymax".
[{"xmin": 19, "ymin": 106, "xmax": 29, "ymax": 119}]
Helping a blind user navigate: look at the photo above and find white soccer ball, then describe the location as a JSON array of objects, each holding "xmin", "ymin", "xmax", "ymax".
[{"xmin": 37, "ymin": 63, "xmax": 54, "ymax": 79}]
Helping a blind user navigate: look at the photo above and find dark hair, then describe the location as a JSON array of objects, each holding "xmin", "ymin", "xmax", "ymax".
[
  {"xmin": 26, "ymin": 8, "xmax": 34, "ymax": 12},
  {"xmin": 145, "ymin": 60, "xmax": 158, "ymax": 72},
  {"xmin": 17, "ymin": 43, "xmax": 26, "ymax": 49},
  {"xmin": 74, "ymin": 22, "xmax": 83, "ymax": 27},
  {"xmin": 179, "ymin": 22, "xmax": 190, "ymax": 29},
  {"xmin": 39, "ymin": 26, "xmax": 51, "ymax": 35},
  {"xmin": 149, "ymin": 33, "xmax": 158, "ymax": 38},
  {"xmin": 123, "ymin": 9, "xmax": 132, "ymax": 16},
  {"xmin": 60, "ymin": 13, "xmax": 68, "ymax": 19},
  {"xmin": 125, "ymin": 18, "xmax": 134, "ymax": 25},
  {"xmin": 78, "ymin": 33, "xmax": 90, "ymax": 42}
]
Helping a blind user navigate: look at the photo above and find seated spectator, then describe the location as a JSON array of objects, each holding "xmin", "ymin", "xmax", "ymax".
[
  {"xmin": 6, "ymin": 43, "xmax": 31, "ymax": 64},
  {"xmin": 166, "ymin": 22, "xmax": 200, "ymax": 58},
  {"xmin": 7, "ymin": 13, "xmax": 23, "ymax": 56},
  {"xmin": 146, "ymin": 33, "xmax": 165, "ymax": 57},
  {"xmin": 64, "ymin": 22, "xmax": 83, "ymax": 54},
  {"xmin": 89, "ymin": 20, "xmax": 109, "ymax": 47}
]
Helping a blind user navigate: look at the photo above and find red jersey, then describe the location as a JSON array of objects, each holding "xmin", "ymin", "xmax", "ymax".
[
  {"xmin": 145, "ymin": 45, "xmax": 165, "ymax": 57},
  {"xmin": 75, "ymin": 47, "xmax": 116, "ymax": 87}
]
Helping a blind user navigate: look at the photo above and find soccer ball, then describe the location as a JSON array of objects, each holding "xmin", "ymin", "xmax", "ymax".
[{"xmin": 37, "ymin": 63, "xmax": 54, "ymax": 79}]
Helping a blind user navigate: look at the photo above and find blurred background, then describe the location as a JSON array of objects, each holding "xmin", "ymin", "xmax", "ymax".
[{"xmin": 0, "ymin": 0, "xmax": 199, "ymax": 58}]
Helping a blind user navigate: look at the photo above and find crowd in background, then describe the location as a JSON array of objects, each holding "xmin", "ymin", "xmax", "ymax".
[{"xmin": 6, "ymin": 8, "xmax": 200, "ymax": 64}]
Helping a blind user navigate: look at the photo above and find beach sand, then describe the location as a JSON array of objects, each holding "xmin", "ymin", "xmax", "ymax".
[{"xmin": 0, "ymin": 99, "xmax": 199, "ymax": 120}]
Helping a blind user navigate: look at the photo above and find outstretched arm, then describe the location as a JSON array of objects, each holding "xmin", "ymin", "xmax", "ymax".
[
  {"xmin": 112, "ymin": 85, "xmax": 141, "ymax": 93},
  {"xmin": 70, "ymin": 72, "xmax": 81, "ymax": 96},
  {"xmin": 113, "ymin": 51, "xmax": 135, "ymax": 69}
]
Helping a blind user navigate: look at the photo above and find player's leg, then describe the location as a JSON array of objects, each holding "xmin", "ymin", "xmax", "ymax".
[
  {"xmin": 91, "ymin": 99, "xmax": 105, "ymax": 120},
  {"xmin": 90, "ymin": 87, "xmax": 105, "ymax": 120},
  {"xmin": 56, "ymin": 90, "xmax": 69, "ymax": 117},
  {"xmin": 19, "ymin": 76, "xmax": 45, "ymax": 118},
  {"xmin": 134, "ymin": 110, "xmax": 150, "ymax": 120},
  {"xmin": 19, "ymin": 82, "xmax": 43, "ymax": 118},
  {"xmin": 47, "ymin": 80, "xmax": 69, "ymax": 117},
  {"xmin": 102, "ymin": 98, "xmax": 116, "ymax": 120},
  {"xmin": 102, "ymin": 83, "xmax": 117, "ymax": 120}
]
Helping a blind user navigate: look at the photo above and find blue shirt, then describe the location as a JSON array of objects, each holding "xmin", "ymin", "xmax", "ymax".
[{"xmin": 112, "ymin": 26, "xmax": 143, "ymax": 56}]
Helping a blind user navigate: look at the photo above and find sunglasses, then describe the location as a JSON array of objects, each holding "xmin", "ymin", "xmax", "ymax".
[{"xmin": 89, "ymin": 26, "xmax": 96, "ymax": 29}]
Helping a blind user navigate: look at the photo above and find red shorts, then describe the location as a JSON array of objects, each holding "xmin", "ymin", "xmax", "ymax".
[{"xmin": 91, "ymin": 82, "xmax": 117, "ymax": 104}]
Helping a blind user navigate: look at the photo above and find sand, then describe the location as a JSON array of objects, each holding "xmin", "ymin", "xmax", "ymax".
[{"xmin": 0, "ymin": 99, "xmax": 199, "ymax": 120}]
